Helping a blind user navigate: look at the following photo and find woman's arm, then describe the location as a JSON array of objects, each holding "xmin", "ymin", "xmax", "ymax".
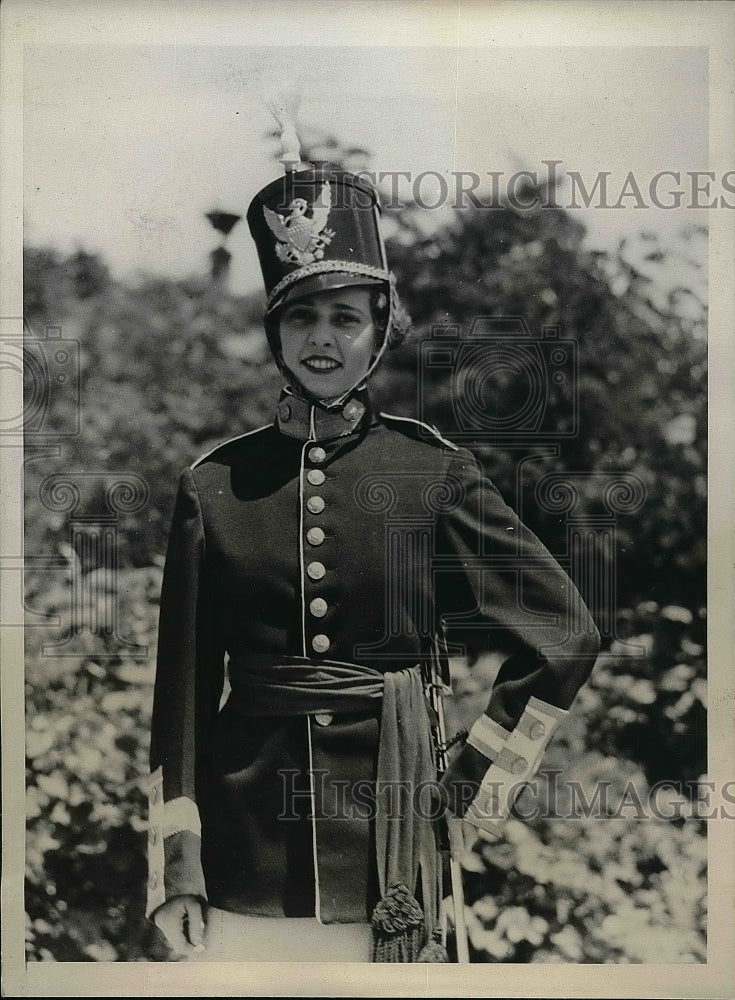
[
  {"xmin": 435, "ymin": 447, "xmax": 601, "ymax": 836},
  {"xmin": 147, "ymin": 466, "xmax": 225, "ymax": 923}
]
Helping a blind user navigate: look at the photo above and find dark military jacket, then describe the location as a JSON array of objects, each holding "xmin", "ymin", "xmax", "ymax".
[{"xmin": 147, "ymin": 389, "xmax": 600, "ymax": 924}]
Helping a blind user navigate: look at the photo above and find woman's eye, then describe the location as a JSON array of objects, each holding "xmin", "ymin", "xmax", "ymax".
[
  {"xmin": 332, "ymin": 312, "xmax": 361, "ymax": 327},
  {"xmin": 284, "ymin": 309, "xmax": 314, "ymax": 326}
]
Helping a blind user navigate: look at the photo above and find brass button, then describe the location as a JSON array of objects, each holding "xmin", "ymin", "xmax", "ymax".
[
  {"xmin": 343, "ymin": 400, "xmax": 364, "ymax": 422},
  {"xmin": 529, "ymin": 721, "xmax": 546, "ymax": 740},
  {"xmin": 306, "ymin": 527, "xmax": 325, "ymax": 546},
  {"xmin": 307, "ymin": 561, "xmax": 326, "ymax": 581},
  {"xmin": 306, "ymin": 496, "xmax": 325, "ymax": 514},
  {"xmin": 150, "ymin": 785, "xmax": 159, "ymax": 803},
  {"xmin": 511, "ymin": 757, "xmax": 528, "ymax": 776},
  {"xmin": 314, "ymin": 711, "xmax": 333, "ymax": 727},
  {"xmin": 310, "ymin": 597, "xmax": 328, "ymax": 618},
  {"xmin": 278, "ymin": 401, "xmax": 291, "ymax": 422},
  {"xmin": 149, "ymin": 872, "xmax": 159, "ymax": 889},
  {"xmin": 308, "ymin": 446, "xmax": 327, "ymax": 464},
  {"xmin": 307, "ymin": 469, "xmax": 325, "ymax": 486},
  {"xmin": 312, "ymin": 634, "xmax": 331, "ymax": 654},
  {"xmin": 149, "ymin": 827, "xmax": 158, "ymax": 845}
]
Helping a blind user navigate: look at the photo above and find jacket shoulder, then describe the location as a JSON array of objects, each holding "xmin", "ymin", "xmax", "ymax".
[
  {"xmin": 190, "ymin": 424, "xmax": 274, "ymax": 469},
  {"xmin": 378, "ymin": 412, "xmax": 460, "ymax": 452}
]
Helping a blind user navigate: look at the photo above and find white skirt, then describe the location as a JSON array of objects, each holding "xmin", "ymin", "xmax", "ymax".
[{"xmin": 187, "ymin": 907, "xmax": 372, "ymax": 963}]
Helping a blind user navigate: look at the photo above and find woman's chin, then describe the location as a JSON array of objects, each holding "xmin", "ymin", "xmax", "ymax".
[{"xmin": 294, "ymin": 372, "xmax": 351, "ymax": 400}]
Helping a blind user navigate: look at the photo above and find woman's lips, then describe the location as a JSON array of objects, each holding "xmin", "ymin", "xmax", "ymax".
[{"xmin": 301, "ymin": 356, "xmax": 342, "ymax": 372}]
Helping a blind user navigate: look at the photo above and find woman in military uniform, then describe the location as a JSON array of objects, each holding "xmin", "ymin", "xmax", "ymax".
[{"xmin": 146, "ymin": 151, "xmax": 600, "ymax": 963}]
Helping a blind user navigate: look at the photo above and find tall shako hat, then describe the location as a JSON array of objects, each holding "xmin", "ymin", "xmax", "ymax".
[
  {"xmin": 246, "ymin": 169, "xmax": 389, "ymax": 313},
  {"xmin": 246, "ymin": 98, "xmax": 404, "ymax": 404}
]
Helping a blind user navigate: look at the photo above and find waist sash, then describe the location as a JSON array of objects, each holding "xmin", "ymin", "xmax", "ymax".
[
  {"xmin": 226, "ymin": 655, "xmax": 385, "ymax": 716},
  {"xmin": 226, "ymin": 654, "xmax": 442, "ymax": 962}
]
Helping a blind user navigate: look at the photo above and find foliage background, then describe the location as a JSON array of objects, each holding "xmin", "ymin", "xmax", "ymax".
[{"xmin": 23, "ymin": 149, "xmax": 707, "ymax": 962}]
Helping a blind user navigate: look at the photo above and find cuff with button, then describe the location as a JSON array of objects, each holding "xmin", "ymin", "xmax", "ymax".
[
  {"xmin": 147, "ymin": 768, "xmax": 166, "ymax": 915},
  {"xmin": 146, "ymin": 767, "xmax": 208, "ymax": 920},
  {"xmin": 442, "ymin": 697, "xmax": 568, "ymax": 840}
]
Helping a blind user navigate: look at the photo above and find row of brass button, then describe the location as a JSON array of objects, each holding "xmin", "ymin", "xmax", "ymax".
[{"xmin": 306, "ymin": 445, "xmax": 329, "ymax": 654}]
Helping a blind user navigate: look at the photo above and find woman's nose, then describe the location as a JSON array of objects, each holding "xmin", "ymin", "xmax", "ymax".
[{"xmin": 307, "ymin": 322, "xmax": 334, "ymax": 347}]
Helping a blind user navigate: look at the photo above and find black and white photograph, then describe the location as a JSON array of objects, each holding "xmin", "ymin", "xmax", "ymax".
[{"xmin": 1, "ymin": 1, "xmax": 733, "ymax": 996}]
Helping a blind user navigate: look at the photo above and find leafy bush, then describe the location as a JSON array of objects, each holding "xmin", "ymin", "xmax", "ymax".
[
  {"xmin": 584, "ymin": 602, "xmax": 706, "ymax": 790},
  {"xmin": 25, "ymin": 566, "xmax": 165, "ymax": 962},
  {"xmin": 462, "ymin": 810, "xmax": 705, "ymax": 964}
]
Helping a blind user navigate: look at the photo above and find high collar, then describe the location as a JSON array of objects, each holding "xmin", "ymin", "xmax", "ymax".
[{"xmin": 275, "ymin": 386, "xmax": 374, "ymax": 442}]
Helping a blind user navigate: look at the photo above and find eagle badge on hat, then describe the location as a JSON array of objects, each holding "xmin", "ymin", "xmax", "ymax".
[{"xmin": 263, "ymin": 181, "xmax": 335, "ymax": 266}]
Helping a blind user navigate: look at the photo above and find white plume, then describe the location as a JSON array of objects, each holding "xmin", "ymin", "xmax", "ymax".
[{"xmin": 267, "ymin": 89, "xmax": 308, "ymax": 172}]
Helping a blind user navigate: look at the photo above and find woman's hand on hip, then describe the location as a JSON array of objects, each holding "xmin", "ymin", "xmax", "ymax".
[{"xmin": 153, "ymin": 895, "xmax": 206, "ymax": 956}]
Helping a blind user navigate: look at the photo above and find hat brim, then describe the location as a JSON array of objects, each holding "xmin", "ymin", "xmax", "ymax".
[{"xmin": 268, "ymin": 271, "xmax": 386, "ymax": 313}]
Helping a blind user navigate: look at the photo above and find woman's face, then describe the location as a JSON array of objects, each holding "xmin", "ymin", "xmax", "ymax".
[{"xmin": 278, "ymin": 286, "xmax": 379, "ymax": 401}]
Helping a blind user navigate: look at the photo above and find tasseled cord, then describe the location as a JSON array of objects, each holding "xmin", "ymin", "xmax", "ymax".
[
  {"xmin": 368, "ymin": 604, "xmax": 453, "ymax": 964},
  {"xmin": 368, "ymin": 667, "xmax": 451, "ymax": 962},
  {"xmin": 370, "ymin": 882, "xmax": 425, "ymax": 963},
  {"xmin": 370, "ymin": 881, "xmax": 449, "ymax": 963},
  {"xmin": 418, "ymin": 930, "xmax": 452, "ymax": 963}
]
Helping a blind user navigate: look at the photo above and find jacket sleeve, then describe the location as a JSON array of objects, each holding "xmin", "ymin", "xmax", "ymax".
[
  {"xmin": 146, "ymin": 466, "xmax": 225, "ymax": 919},
  {"xmin": 435, "ymin": 447, "xmax": 600, "ymax": 839}
]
